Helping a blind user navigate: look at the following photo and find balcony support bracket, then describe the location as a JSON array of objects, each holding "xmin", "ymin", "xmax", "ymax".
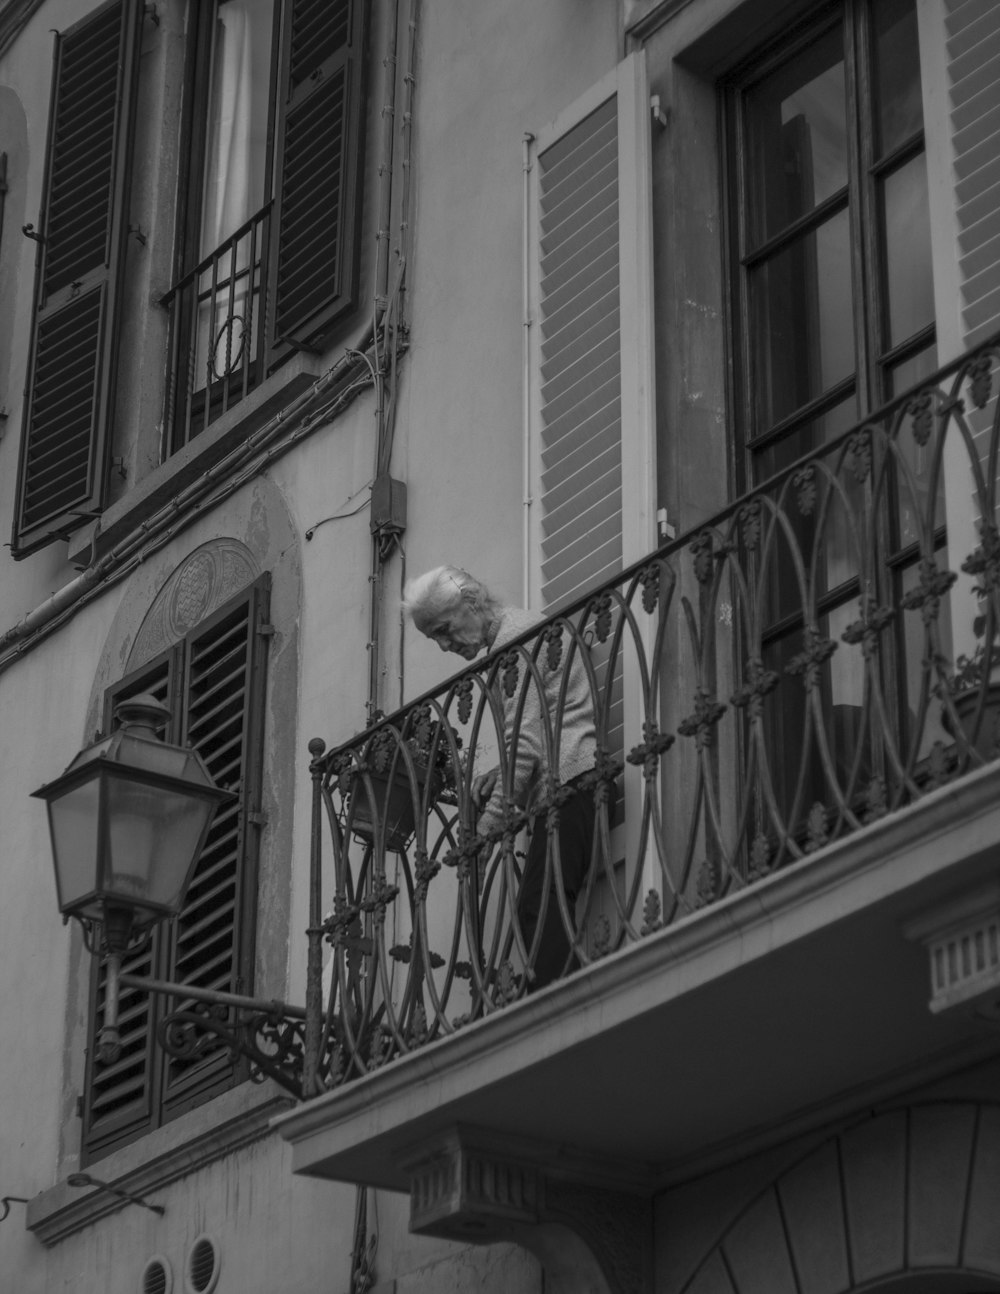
[{"xmin": 400, "ymin": 1125, "xmax": 652, "ymax": 1294}]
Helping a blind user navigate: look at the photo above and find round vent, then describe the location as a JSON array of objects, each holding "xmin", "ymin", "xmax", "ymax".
[
  {"xmin": 140, "ymin": 1256, "xmax": 172, "ymax": 1294},
  {"xmin": 185, "ymin": 1235, "xmax": 220, "ymax": 1294}
]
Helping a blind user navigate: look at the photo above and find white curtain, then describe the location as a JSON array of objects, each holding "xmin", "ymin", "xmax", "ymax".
[{"xmin": 197, "ymin": 2, "xmax": 254, "ymax": 388}]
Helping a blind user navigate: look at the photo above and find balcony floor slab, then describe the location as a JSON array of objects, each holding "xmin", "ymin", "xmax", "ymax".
[{"xmin": 274, "ymin": 762, "xmax": 1000, "ymax": 1194}]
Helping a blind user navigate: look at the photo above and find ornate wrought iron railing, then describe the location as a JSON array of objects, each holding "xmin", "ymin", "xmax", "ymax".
[
  {"xmin": 158, "ymin": 335, "xmax": 1000, "ymax": 1101},
  {"xmin": 296, "ymin": 335, "xmax": 1000, "ymax": 1093},
  {"xmin": 161, "ymin": 202, "xmax": 272, "ymax": 452}
]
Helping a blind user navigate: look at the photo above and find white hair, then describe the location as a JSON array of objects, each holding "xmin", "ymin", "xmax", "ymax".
[{"xmin": 402, "ymin": 566, "xmax": 499, "ymax": 622}]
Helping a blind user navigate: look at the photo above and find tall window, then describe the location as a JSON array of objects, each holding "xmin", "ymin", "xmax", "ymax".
[
  {"xmin": 728, "ymin": 0, "xmax": 935, "ymax": 480},
  {"xmin": 82, "ymin": 577, "xmax": 269, "ymax": 1162},
  {"xmin": 12, "ymin": 0, "xmax": 369, "ymax": 556},
  {"xmin": 165, "ymin": 0, "xmax": 368, "ymax": 450},
  {"xmin": 724, "ymin": 0, "xmax": 941, "ymax": 822}
]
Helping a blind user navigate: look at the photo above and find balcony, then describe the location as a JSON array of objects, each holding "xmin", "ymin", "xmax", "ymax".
[{"xmin": 274, "ymin": 338, "xmax": 1000, "ymax": 1247}]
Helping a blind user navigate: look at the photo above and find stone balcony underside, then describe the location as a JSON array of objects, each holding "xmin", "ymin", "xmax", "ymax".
[{"xmin": 275, "ymin": 761, "xmax": 1000, "ymax": 1195}]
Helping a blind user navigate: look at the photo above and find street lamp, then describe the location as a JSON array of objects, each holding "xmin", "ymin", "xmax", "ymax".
[
  {"xmin": 35, "ymin": 702, "xmax": 323, "ymax": 1096},
  {"xmin": 33, "ymin": 694, "xmax": 234, "ymax": 1063}
]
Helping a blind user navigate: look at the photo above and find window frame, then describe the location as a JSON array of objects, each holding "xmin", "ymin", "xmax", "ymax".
[
  {"xmin": 723, "ymin": 0, "xmax": 936, "ymax": 497},
  {"xmin": 162, "ymin": 0, "xmax": 370, "ymax": 456},
  {"xmin": 720, "ymin": 0, "xmax": 942, "ymax": 827}
]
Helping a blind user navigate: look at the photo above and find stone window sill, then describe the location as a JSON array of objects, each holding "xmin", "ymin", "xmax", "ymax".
[
  {"xmin": 26, "ymin": 1082, "xmax": 294, "ymax": 1246},
  {"xmin": 68, "ymin": 352, "xmax": 324, "ymax": 569}
]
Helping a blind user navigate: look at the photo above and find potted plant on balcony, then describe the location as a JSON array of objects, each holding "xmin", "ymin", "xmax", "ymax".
[{"xmin": 340, "ymin": 710, "xmax": 460, "ymax": 851}]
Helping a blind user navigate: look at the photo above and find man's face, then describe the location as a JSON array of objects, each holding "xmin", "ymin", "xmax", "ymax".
[{"xmin": 417, "ymin": 599, "xmax": 489, "ymax": 659}]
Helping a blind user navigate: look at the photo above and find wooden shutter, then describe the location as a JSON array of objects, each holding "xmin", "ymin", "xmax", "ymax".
[
  {"xmin": 946, "ymin": 0, "xmax": 1000, "ymax": 346},
  {"xmin": 82, "ymin": 578, "xmax": 270, "ymax": 1160},
  {"xmin": 82, "ymin": 654, "xmax": 176, "ymax": 1159},
  {"xmin": 528, "ymin": 56, "xmax": 656, "ymax": 859},
  {"xmin": 530, "ymin": 54, "xmax": 656, "ymax": 612},
  {"xmin": 11, "ymin": 0, "xmax": 141, "ymax": 557},
  {"xmin": 268, "ymin": 0, "xmax": 368, "ymax": 352},
  {"xmin": 162, "ymin": 579, "xmax": 270, "ymax": 1116}
]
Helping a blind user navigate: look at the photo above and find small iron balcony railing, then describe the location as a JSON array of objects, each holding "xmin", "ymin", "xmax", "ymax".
[
  {"xmin": 160, "ymin": 203, "xmax": 272, "ymax": 453},
  {"xmin": 304, "ymin": 335, "xmax": 1000, "ymax": 1095}
]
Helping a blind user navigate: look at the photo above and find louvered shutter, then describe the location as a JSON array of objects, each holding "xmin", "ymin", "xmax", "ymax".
[
  {"xmin": 161, "ymin": 578, "xmax": 270, "ymax": 1116},
  {"xmin": 946, "ymin": 0, "xmax": 1000, "ymax": 346},
  {"xmin": 82, "ymin": 579, "xmax": 269, "ymax": 1161},
  {"xmin": 11, "ymin": 0, "xmax": 141, "ymax": 557},
  {"xmin": 83, "ymin": 654, "xmax": 177, "ymax": 1159},
  {"xmin": 528, "ymin": 55, "xmax": 656, "ymax": 857},
  {"xmin": 530, "ymin": 54, "xmax": 656, "ymax": 611},
  {"xmin": 268, "ymin": 0, "xmax": 368, "ymax": 352}
]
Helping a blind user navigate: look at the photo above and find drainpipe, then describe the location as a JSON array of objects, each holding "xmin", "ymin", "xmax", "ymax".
[{"xmin": 521, "ymin": 132, "xmax": 535, "ymax": 608}]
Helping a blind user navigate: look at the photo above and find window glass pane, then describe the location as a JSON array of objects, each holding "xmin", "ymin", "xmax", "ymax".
[
  {"xmin": 746, "ymin": 24, "xmax": 848, "ymax": 245},
  {"xmin": 200, "ymin": 0, "xmax": 274, "ymax": 259},
  {"xmin": 755, "ymin": 396, "xmax": 862, "ymax": 624},
  {"xmin": 761, "ymin": 597, "xmax": 868, "ymax": 827},
  {"xmin": 890, "ymin": 342, "xmax": 941, "ymax": 550},
  {"xmin": 751, "ymin": 208, "xmax": 856, "ymax": 432},
  {"xmin": 898, "ymin": 552, "xmax": 953, "ymax": 759},
  {"xmin": 754, "ymin": 394, "xmax": 857, "ymax": 481},
  {"xmin": 882, "ymin": 152, "xmax": 934, "ymax": 349},
  {"xmin": 875, "ymin": 0, "xmax": 923, "ymax": 157}
]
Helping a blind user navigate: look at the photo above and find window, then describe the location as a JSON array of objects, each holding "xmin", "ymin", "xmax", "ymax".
[
  {"xmin": 724, "ymin": 0, "xmax": 941, "ymax": 820},
  {"xmin": 727, "ymin": 0, "xmax": 935, "ymax": 482},
  {"xmin": 82, "ymin": 576, "xmax": 269, "ymax": 1162},
  {"xmin": 11, "ymin": 0, "xmax": 368, "ymax": 556},
  {"xmin": 164, "ymin": 0, "xmax": 368, "ymax": 450}
]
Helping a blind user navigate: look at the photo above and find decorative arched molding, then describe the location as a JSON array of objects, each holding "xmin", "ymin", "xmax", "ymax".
[
  {"xmin": 128, "ymin": 539, "xmax": 261, "ymax": 668},
  {"xmin": 679, "ymin": 1102, "xmax": 1000, "ymax": 1294}
]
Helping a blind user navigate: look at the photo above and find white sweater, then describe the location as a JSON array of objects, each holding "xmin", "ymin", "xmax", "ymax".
[{"xmin": 476, "ymin": 606, "xmax": 597, "ymax": 835}]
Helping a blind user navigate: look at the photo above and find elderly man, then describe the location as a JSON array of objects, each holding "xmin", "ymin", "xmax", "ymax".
[{"xmin": 403, "ymin": 566, "xmax": 597, "ymax": 988}]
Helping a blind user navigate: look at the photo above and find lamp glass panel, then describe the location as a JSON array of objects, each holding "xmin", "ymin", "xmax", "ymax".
[
  {"xmin": 104, "ymin": 773, "xmax": 217, "ymax": 913},
  {"xmin": 48, "ymin": 776, "xmax": 100, "ymax": 911}
]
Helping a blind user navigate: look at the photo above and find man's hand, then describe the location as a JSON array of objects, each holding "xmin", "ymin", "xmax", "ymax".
[{"xmin": 471, "ymin": 767, "xmax": 498, "ymax": 814}]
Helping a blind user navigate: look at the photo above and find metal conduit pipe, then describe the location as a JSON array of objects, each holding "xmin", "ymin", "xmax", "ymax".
[
  {"xmin": 522, "ymin": 131, "xmax": 535, "ymax": 608},
  {"xmin": 366, "ymin": 0, "xmax": 418, "ymax": 722}
]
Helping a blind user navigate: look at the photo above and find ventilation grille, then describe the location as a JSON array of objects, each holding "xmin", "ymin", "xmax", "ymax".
[
  {"xmin": 186, "ymin": 1236, "xmax": 219, "ymax": 1294},
  {"xmin": 140, "ymin": 1256, "xmax": 171, "ymax": 1294},
  {"xmin": 929, "ymin": 911, "xmax": 1000, "ymax": 1011},
  {"xmin": 289, "ymin": 0, "xmax": 350, "ymax": 87},
  {"xmin": 275, "ymin": 68, "xmax": 347, "ymax": 337},
  {"xmin": 44, "ymin": 1, "xmax": 123, "ymax": 295},
  {"xmin": 20, "ymin": 286, "xmax": 105, "ymax": 531},
  {"xmin": 537, "ymin": 95, "xmax": 622, "ymax": 612}
]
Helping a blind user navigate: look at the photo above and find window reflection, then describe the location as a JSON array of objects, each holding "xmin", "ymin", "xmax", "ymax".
[
  {"xmin": 746, "ymin": 23, "xmax": 848, "ymax": 246},
  {"xmin": 751, "ymin": 208, "xmax": 856, "ymax": 431},
  {"xmin": 875, "ymin": 0, "xmax": 924, "ymax": 156},
  {"xmin": 882, "ymin": 154, "xmax": 934, "ymax": 350},
  {"xmin": 891, "ymin": 344, "xmax": 942, "ymax": 550}
]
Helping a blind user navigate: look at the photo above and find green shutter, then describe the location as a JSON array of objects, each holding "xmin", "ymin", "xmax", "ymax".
[
  {"xmin": 269, "ymin": 0, "xmax": 367, "ymax": 351},
  {"xmin": 11, "ymin": 0, "xmax": 141, "ymax": 557}
]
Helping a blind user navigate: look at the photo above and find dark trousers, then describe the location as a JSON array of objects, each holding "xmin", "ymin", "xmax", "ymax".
[{"xmin": 517, "ymin": 780, "xmax": 594, "ymax": 989}]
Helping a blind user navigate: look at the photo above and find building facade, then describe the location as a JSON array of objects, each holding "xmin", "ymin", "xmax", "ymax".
[{"xmin": 1, "ymin": 0, "xmax": 999, "ymax": 1291}]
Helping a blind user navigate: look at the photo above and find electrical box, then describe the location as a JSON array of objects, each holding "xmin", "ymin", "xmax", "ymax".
[{"xmin": 370, "ymin": 474, "xmax": 407, "ymax": 537}]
